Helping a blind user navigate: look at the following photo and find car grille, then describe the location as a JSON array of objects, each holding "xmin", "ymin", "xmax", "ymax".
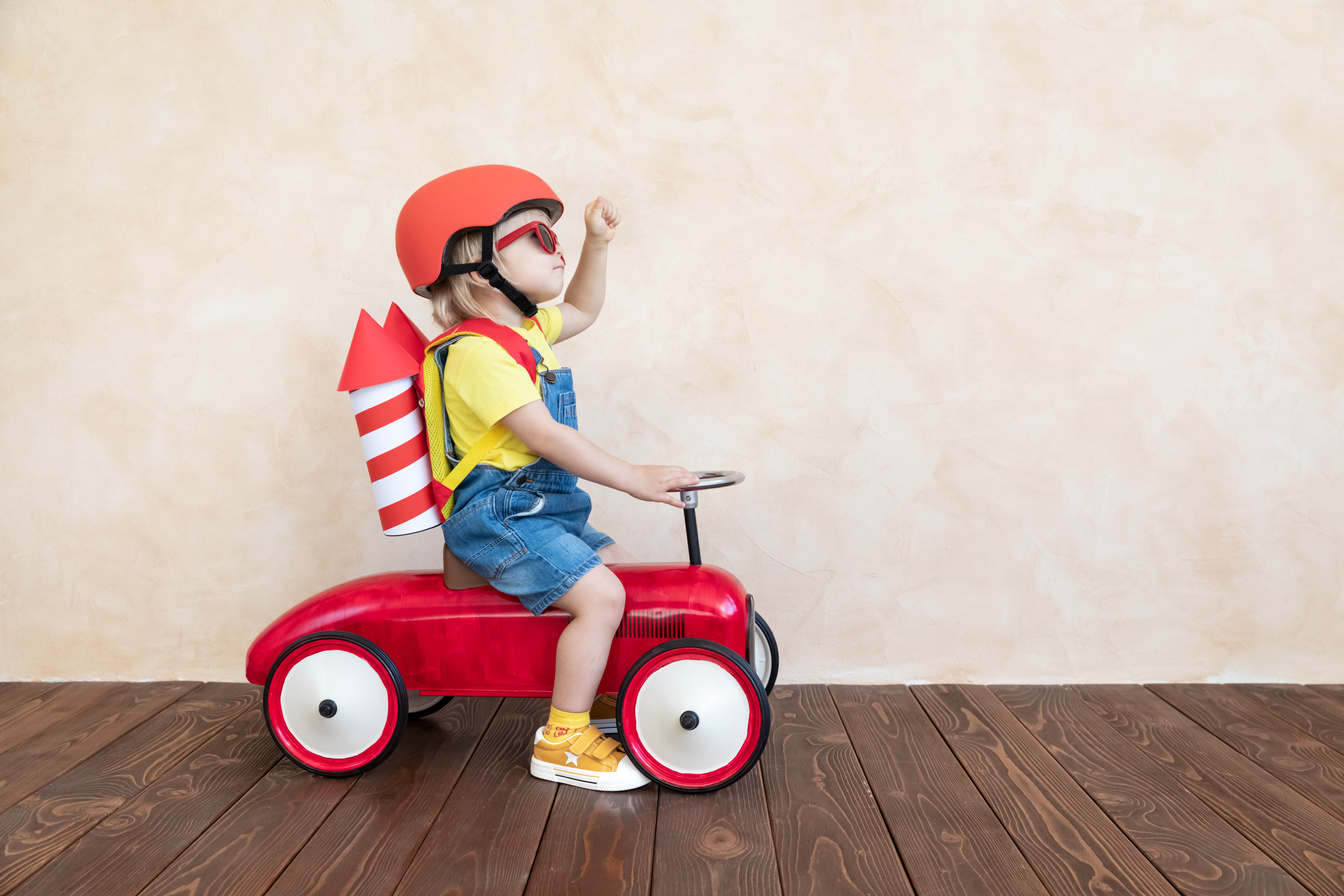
[{"xmin": 616, "ymin": 609, "xmax": 685, "ymax": 640}]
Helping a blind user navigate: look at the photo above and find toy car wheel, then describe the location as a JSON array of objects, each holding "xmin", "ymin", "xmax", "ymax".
[
  {"xmin": 406, "ymin": 691, "xmax": 453, "ymax": 718},
  {"xmin": 616, "ymin": 638, "xmax": 770, "ymax": 793},
  {"xmin": 751, "ymin": 614, "xmax": 779, "ymax": 695},
  {"xmin": 264, "ymin": 631, "xmax": 407, "ymax": 776}
]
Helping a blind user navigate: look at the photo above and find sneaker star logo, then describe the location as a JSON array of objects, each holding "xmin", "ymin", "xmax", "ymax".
[{"xmin": 565, "ymin": 751, "xmax": 581, "ymax": 766}]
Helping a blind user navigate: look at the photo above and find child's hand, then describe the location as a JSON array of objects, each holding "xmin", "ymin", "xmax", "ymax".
[
  {"xmin": 627, "ymin": 465, "xmax": 700, "ymax": 508},
  {"xmin": 584, "ymin": 196, "xmax": 621, "ymax": 243}
]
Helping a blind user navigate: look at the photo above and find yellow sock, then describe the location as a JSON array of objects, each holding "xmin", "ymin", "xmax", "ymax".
[{"xmin": 543, "ymin": 706, "xmax": 590, "ymax": 741}]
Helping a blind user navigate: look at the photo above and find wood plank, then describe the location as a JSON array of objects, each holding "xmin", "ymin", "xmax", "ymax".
[
  {"xmin": 0, "ymin": 682, "xmax": 200, "ymax": 815},
  {"xmin": 7, "ymin": 707, "xmax": 281, "ymax": 896},
  {"xmin": 0, "ymin": 683, "xmax": 258, "ymax": 895},
  {"xmin": 1234, "ymin": 684, "xmax": 1344, "ymax": 757},
  {"xmin": 759, "ymin": 685, "xmax": 912, "ymax": 896},
  {"xmin": 523, "ymin": 784, "xmax": 657, "ymax": 896},
  {"xmin": 1073, "ymin": 684, "xmax": 1344, "ymax": 895},
  {"xmin": 392, "ymin": 698, "xmax": 557, "ymax": 896},
  {"xmin": 137, "ymin": 759, "xmax": 354, "ymax": 896},
  {"xmin": 994, "ymin": 685, "xmax": 1310, "ymax": 896},
  {"xmin": 1150, "ymin": 684, "xmax": 1344, "ymax": 823},
  {"xmin": 2, "ymin": 680, "xmax": 1340, "ymax": 896},
  {"xmin": 0, "ymin": 685, "xmax": 59, "ymax": 723},
  {"xmin": 1310, "ymin": 685, "xmax": 1344, "ymax": 710},
  {"xmin": 832, "ymin": 685, "xmax": 1053, "ymax": 896},
  {"xmin": 652, "ymin": 765, "xmax": 782, "ymax": 896},
  {"xmin": 912, "ymin": 684, "xmax": 1180, "ymax": 896},
  {"xmin": 0, "ymin": 683, "xmax": 127, "ymax": 759},
  {"xmin": 267, "ymin": 697, "xmax": 503, "ymax": 896}
]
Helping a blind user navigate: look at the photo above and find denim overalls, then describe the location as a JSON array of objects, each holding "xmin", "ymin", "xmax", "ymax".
[{"xmin": 442, "ymin": 348, "xmax": 614, "ymax": 614}]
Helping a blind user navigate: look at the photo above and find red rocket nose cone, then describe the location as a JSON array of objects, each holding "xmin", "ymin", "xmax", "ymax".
[
  {"xmin": 338, "ymin": 310, "xmax": 421, "ymax": 392},
  {"xmin": 383, "ymin": 302, "xmax": 430, "ymax": 360}
]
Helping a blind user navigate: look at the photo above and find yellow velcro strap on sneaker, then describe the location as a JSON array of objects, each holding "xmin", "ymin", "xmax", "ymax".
[
  {"xmin": 590, "ymin": 737, "xmax": 622, "ymax": 761},
  {"xmin": 571, "ymin": 727, "xmax": 605, "ymax": 756}
]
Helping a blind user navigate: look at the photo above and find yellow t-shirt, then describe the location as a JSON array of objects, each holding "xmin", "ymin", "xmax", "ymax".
[{"xmin": 441, "ymin": 304, "xmax": 564, "ymax": 472}]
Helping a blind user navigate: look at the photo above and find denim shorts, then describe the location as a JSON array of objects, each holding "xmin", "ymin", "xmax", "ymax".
[{"xmin": 443, "ymin": 464, "xmax": 614, "ymax": 614}]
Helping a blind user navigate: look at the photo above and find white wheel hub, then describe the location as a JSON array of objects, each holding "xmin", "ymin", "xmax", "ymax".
[
  {"xmin": 634, "ymin": 658, "xmax": 749, "ymax": 774},
  {"xmin": 752, "ymin": 624, "xmax": 772, "ymax": 683},
  {"xmin": 279, "ymin": 648, "xmax": 390, "ymax": 759}
]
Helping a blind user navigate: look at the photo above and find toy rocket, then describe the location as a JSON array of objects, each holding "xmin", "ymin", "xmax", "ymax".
[{"xmin": 337, "ymin": 307, "xmax": 439, "ymax": 536}]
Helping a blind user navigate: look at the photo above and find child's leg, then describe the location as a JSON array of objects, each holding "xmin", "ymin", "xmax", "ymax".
[
  {"xmin": 547, "ymin": 563, "xmax": 626, "ymax": 712},
  {"xmin": 532, "ymin": 564, "xmax": 648, "ymax": 790},
  {"xmin": 578, "ymin": 543, "xmax": 632, "ymax": 733}
]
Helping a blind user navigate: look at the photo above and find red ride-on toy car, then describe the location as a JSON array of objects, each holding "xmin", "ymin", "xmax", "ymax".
[{"xmin": 245, "ymin": 471, "xmax": 779, "ymax": 792}]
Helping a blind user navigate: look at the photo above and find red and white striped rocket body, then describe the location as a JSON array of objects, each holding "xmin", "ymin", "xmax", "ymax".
[{"xmin": 338, "ymin": 309, "xmax": 440, "ymax": 536}]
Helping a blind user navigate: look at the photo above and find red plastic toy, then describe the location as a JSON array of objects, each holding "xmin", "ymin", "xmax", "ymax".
[{"xmin": 245, "ymin": 471, "xmax": 779, "ymax": 792}]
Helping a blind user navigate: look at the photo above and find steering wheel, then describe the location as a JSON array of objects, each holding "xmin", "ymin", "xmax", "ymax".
[{"xmin": 680, "ymin": 471, "xmax": 745, "ymax": 492}]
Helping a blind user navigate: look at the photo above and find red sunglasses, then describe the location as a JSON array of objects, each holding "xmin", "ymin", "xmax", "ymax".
[{"xmin": 497, "ymin": 221, "xmax": 561, "ymax": 255}]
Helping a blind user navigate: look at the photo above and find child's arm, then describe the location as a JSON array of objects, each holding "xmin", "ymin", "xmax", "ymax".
[
  {"xmin": 553, "ymin": 197, "xmax": 620, "ymax": 344},
  {"xmin": 501, "ymin": 400, "xmax": 698, "ymax": 508}
]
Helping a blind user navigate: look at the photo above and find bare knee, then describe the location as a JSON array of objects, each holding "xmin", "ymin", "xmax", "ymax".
[{"xmin": 555, "ymin": 566, "xmax": 625, "ymax": 629}]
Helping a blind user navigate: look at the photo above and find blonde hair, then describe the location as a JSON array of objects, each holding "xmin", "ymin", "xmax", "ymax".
[{"xmin": 428, "ymin": 227, "xmax": 493, "ymax": 330}]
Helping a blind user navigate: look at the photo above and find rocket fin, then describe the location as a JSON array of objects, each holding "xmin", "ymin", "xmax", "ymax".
[
  {"xmin": 337, "ymin": 310, "xmax": 420, "ymax": 392},
  {"xmin": 383, "ymin": 302, "xmax": 431, "ymax": 359}
]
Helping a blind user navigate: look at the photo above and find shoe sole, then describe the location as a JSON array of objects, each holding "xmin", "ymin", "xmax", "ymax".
[
  {"xmin": 591, "ymin": 717, "xmax": 618, "ymax": 735},
  {"xmin": 530, "ymin": 756, "xmax": 649, "ymax": 791}
]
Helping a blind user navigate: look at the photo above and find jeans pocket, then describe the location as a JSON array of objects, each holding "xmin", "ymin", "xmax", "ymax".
[{"xmin": 504, "ymin": 488, "xmax": 546, "ymax": 521}]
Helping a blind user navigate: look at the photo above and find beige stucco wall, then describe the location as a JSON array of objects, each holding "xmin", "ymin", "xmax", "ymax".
[{"xmin": 2, "ymin": 1, "xmax": 1341, "ymax": 683}]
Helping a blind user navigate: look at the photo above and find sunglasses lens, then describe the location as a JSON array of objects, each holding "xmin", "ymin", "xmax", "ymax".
[{"xmin": 536, "ymin": 225, "xmax": 556, "ymax": 253}]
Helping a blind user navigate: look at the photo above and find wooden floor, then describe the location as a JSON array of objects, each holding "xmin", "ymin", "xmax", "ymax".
[{"xmin": 2, "ymin": 683, "xmax": 1344, "ymax": 895}]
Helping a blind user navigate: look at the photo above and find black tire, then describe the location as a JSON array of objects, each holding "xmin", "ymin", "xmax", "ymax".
[{"xmin": 406, "ymin": 691, "xmax": 453, "ymax": 718}]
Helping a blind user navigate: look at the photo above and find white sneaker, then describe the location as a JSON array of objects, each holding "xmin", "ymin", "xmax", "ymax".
[{"xmin": 530, "ymin": 726, "xmax": 649, "ymax": 791}]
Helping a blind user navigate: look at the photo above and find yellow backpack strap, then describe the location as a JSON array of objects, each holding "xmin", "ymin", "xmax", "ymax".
[
  {"xmin": 443, "ymin": 421, "xmax": 509, "ymax": 491},
  {"xmin": 422, "ymin": 319, "xmax": 540, "ymax": 519}
]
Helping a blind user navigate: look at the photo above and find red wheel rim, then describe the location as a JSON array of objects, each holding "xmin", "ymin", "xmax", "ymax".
[
  {"xmin": 619, "ymin": 645, "xmax": 765, "ymax": 790},
  {"xmin": 266, "ymin": 637, "xmax": 401, "ymax": 775}
]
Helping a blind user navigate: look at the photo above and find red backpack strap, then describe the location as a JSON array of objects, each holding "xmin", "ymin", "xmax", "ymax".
[{"xmin": 435, "ymin": 317, "xmax": 538, "ymax": 384}]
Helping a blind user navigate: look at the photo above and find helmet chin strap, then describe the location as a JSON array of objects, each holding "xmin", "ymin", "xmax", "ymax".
[
  {"xmin": 477, "ymin": 232, "xmax": 538, "ymax": 318},
  {"xmin": 437, "ymin": 231, "xmax": 539, "ymax": 318}
]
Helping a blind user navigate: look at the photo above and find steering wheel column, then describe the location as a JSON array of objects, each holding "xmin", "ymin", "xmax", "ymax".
[{"xmin": 676, "ymin": 471, "xmax": 744, "ymax": 566}]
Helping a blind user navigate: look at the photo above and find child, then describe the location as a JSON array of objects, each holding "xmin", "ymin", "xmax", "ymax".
[{"xmin": 395, "ymin": 165, "xmax": 698, "ymax": 791}]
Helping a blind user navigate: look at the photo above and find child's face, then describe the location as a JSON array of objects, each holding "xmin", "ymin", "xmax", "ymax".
[{"xmin": 495, "ymin": 209, "xmax": 566, "ymax": 302}]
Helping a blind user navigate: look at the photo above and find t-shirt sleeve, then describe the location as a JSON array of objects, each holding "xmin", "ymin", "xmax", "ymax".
[
  {"xmin": 446, "ymin": 337, "xmax": 540, "ymax": 428},
  {"xmin": 536, "ymin": 304, "xmax": 563, "ymax": 343}
]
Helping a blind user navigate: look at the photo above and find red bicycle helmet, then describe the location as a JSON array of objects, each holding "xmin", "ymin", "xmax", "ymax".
[{"xmin": 395, "ymin": 165, "xmax": 563, "ymax": 317}]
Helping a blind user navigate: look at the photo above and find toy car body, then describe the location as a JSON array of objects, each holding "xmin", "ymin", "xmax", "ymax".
[{"xmin": 245, "ymin": 476, "xmax": 778, "ymax": 792}]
